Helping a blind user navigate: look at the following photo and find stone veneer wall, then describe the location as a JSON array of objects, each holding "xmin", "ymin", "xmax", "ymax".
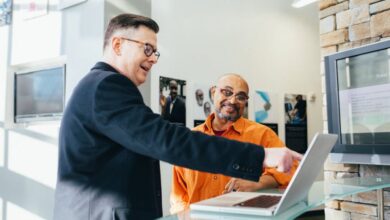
[{"xmin": 319, "ymin": 0, "xmax": 390, "ymax": 219}]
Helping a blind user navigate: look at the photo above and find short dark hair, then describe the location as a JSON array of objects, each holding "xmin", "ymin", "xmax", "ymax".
[{"xmin": 103, "ymin": 13, "xmax": 159, "ymax": 49}]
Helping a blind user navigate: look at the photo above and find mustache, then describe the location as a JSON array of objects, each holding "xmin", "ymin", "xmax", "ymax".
[
  {"xmin": 220, "ymin": 101, "xmax": 240, "ymax": 112},
  {"xmin": 216, "ymin": 101, "xmax": 241, "ymax": 122}
]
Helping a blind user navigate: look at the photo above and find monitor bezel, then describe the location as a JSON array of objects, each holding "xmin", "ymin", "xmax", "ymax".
[{"xmin": 325, "ymin": 40, "xmax": 390, "ymax": 157}]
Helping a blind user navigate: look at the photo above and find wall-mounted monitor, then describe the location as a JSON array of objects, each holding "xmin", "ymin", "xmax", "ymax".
[
  {"xmin": 5, "ymin": 57, "xmax": 66, "ymax": 128},
  {"xmin": 14, "ymin": 66, "xmax": 65, "ymax": 123},
  {"xmin": 325, "ymin": 40, "xmax": 390, "ymax": 165}
]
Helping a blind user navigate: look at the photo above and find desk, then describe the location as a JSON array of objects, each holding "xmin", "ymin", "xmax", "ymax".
[{"xmin": 158, "ymin": 177, "xmax": 390, "ymax": 220}]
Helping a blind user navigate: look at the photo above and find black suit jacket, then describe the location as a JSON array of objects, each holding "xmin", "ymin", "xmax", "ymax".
[
  {"xmin": 53, "ymin": 62, "xmax": 265, "ymax": 220},
  {"xmin": 163, "ymin": 96, "xmax": 186, "ymax": 126}
]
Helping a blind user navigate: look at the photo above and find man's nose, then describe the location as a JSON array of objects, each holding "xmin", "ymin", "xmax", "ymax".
[
  {"xmin": 149, "ymin": 54, "xmax": 158, "ymax": 64},
  {"xmin": 227, "ymin": 95, "xmax": 238, "ymax": 104}
]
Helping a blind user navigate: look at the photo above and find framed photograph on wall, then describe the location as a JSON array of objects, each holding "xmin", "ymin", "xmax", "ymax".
[
  {"xmin": 159, "ymin": 76, "xmax": 187, "ymax": 127},
  {"xmin": 0, "ymin": 0, "xmax": 12, "ymax": 26},
  {"xmin": 193, "ymin": 83, "xmax": 214, "ymax": 120},
  {"xmin": 253, "ymin": 90, "xmax": 279, "ymax": 124},
  {"xmin": 284, "ymin": 93, "xmax": 307, "ymax": 153}
]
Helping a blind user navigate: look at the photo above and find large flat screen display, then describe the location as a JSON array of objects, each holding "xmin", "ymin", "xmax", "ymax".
[
  {"xmin": 14, "ymin": 66, "xmax": 65, "ymax": 123},
  {"xmin": 325, "ymin": 40, "xmax": 390, "ymax": 165},
  {"xmin": 337, "ymin": 49, "xmax": 390, "ymax": 145}
]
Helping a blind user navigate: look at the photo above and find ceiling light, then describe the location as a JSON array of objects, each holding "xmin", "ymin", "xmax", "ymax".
[{"xmin": 292, "ymin": 0, "xmax": 318, "ymax": 8}]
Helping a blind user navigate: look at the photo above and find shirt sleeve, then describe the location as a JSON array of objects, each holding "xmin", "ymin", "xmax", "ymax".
[
  {"xmin": 263, "ymin": 161, "xmax": 299, "ymax": 187},
  {"xmin": 170, "ymin": 166, "xmax": 189, "ymax": 214}
]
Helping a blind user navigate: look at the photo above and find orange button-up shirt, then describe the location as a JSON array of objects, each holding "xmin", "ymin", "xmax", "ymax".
[{"xmin": 170, "ymin": 113, "xmax": 298, "ymax": 214}]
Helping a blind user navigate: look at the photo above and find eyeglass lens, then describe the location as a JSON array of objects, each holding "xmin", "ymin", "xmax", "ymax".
[
  {"xmin": 144, "ymin": 44, "xmax": 160, "ymax": 59},
  {"xmin": 220, "ymin": 88, "xmax": 248, "ymax": 102}
]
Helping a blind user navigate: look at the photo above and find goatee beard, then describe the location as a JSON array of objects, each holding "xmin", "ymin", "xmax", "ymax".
[{"xmin": 215, "ymin": 108, "xmax": 240, "ymax": 122}]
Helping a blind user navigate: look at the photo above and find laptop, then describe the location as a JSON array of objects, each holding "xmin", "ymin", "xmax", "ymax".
[{"xmin": 190, "ymin": 133, "xmax": 338, "ymax": 216}]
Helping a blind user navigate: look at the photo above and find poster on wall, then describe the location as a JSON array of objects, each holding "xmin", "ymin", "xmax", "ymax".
[
  {"xmin": 253, "ymin": 90, "xmax": 279, "ymax": 134},
  {"xmin": 284, "ymin": 93, "xmax": 307, "ymax": 153},
  {"xmin": 193, "ymin": 83, "xmax": 214, "ymax": 126},
  {"xmin": 159, "ymin": 76, "xmax": 186, "ymax": 127},
  {"xmin": 0, "ymin": 0, "xmax": 12, "ymax": 26},
  {"xmin": 22, "ymin": 0, "xmax": 48, "ymax": 20}
]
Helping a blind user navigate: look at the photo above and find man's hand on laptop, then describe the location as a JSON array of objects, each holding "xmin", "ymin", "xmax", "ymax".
[
  {"xmin": 223, "ymin": 174, "xmax": 277, "ymax": 194},
  {"xmin": 223, "ymin": 178, "xmax": 259, "ymax": 194},
  {"xmin": 263, "ymin": 148, "xmax": 302, "ymax": 172}
]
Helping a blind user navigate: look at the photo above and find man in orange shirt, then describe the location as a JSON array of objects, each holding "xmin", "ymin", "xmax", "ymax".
[{"xmin": 170, "ymin": 74, "xmax": 298, "ymax": 213}]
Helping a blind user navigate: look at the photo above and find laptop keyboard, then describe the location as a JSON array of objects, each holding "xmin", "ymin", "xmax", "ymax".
[{"xmin": 233, "ymin": 195, "xmax": 281, "ymax": 208}]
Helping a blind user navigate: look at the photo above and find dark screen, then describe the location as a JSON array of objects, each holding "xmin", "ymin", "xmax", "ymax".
[{"xmin": 15, "ymin": 66, "xmax": 64, "ymax": 118}]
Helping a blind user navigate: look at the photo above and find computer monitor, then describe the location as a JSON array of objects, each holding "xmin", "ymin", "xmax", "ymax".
[
  {"xmin": 5, "ymin": 57, "xmax": 66, "ymax": 128},
  {"xmin": 14, "ymin": 65, "xmax": 65, "ymax": 123},
  {"xmin": 325, "ymin": 40, "xmax": 390, "ymax": 165}
]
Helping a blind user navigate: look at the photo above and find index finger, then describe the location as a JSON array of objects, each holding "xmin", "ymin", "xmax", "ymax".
[
  {"xmin": 225, "ymin": 178, "xmax": 237, "ymax": 193},
  {"xmin": 290, "ymin": 149, "xmax": 303, "ymax": 161}
]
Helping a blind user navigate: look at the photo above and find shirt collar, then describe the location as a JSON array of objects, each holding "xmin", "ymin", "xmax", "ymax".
[
  {"xmin": 204, "ymin": 113, "xmax": 245, "ymax": 135},
  {"xmin": 92, "ymin": 62, "xmax": 119, "ymax": 73}
]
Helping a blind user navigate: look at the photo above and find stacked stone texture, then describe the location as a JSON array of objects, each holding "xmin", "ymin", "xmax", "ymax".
[{"xmin": 319, "ymin": 0, "xmax": 390, "ymax": 219}]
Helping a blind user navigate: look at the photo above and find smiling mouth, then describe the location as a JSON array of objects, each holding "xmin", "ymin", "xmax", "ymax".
[
  {"xmin": 221, "ymin": 103, "xmax": 239, "ymax": 113},
  {"xmin": 141, "ymin": 64, "xmax": 151, "ymax": 72}
]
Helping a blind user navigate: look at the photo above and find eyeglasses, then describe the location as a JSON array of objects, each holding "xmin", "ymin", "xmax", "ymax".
[
  {"xmin": 218, "ymin": 87, "xmax": 249, "ymax": 104},
  {"xmin": 121, "ymin": 37, "xmax": 160, "ymax": 59}
]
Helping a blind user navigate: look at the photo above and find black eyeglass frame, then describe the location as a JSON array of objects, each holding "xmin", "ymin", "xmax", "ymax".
[
  {"xmin": 217, "ymin": 87, "xmax": 249, "ymax": 103},
  {"xmin": 121, "ymin": 37, "xmax": 160, "ymax": 59}
]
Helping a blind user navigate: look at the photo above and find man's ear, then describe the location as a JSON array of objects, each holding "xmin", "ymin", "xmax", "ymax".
[
  {"xmin": 112, "ymin": 37, "xmax": 122, "ymax": 56},
  {"xmin": 210, "ymin": 86, "xmax": 216, "ymax": 101}
]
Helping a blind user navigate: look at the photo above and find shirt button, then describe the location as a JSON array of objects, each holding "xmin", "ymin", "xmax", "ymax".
[
  {"xmin": 213, "ymin": 175, "xmax": 218, "ymax": 180},
  {"xmin": 232, "ymin": 164, "xmax": 240, "ymax": 170}
]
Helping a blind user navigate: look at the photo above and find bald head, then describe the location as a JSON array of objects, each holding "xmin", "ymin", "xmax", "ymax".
[{"xmin": 216, "ymin": 73, "xmax": 249, "ymax": 93}]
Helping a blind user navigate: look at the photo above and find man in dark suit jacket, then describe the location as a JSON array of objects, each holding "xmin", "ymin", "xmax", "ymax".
[
  {"xmin": 162, "ymin": 80, "xmax": 186, "ymax": 126},
  {"xmin": 53, "ymin": 13, "xmax": 302, "ymax": 220}
]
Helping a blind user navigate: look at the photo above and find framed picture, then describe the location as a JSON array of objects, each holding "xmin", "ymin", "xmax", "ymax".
[
  {"xmin": 193, "ymin": 83, "xmax": 214, "ymax": 120},
  {"xmin": 253, "ymin": 90, "xmax": 279, "ymax": 123},
  {"xmin": 159, "ymin": 76, "xmax": 187, "ymax": 127},
  {"xmin": 0, "ymin": 0, "xmax": 12, "ymax": 26}
]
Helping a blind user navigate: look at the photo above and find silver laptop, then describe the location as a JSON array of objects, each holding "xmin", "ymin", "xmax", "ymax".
[{"xmin": 190, "ymin": 133, "xmax": 338, "ymax": 216}]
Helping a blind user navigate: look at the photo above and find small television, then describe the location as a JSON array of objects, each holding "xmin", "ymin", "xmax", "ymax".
[
  {"xmin": 5, "ymin": 57, "xmax": 66, "ymax": 127},
  {"xmin": 325, "ymin": 40, "xmax": 390, "ymax": 165}
]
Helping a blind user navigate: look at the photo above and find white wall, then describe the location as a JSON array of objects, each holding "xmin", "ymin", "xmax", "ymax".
[
  {"xmin": 10, "ymin": 0, "xmax": 62, "ymax": 65},
  {"xmin": 62, "ymin": 0, "xmax": 105, "ymax": 102},
  {"xmin": 151, "ymin": 0, "xmax": 322, "ymax": 215}
]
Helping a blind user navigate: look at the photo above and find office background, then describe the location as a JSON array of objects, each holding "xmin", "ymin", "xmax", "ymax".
[
  {"xmin": 0, "ymin": 0, "xmax": 320, "ymax": 219},
  {"xmin": 0, "ymin": 0, "xmax": 389, "ymax": 219}
]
